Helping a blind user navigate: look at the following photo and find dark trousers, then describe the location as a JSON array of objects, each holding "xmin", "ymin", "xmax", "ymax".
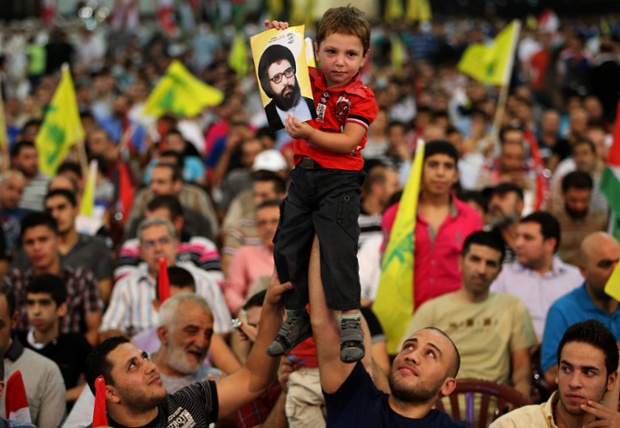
[{"xmin": 273, "ymin": 166, "xmax": 365, "ymax": 311}]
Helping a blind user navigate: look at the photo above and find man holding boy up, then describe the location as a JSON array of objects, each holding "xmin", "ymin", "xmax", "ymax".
[{"xmin": 264, "ymin": 6, "xmax": 378, "ymax": 363}]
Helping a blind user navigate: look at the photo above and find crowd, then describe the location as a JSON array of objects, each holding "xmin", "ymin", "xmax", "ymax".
[{"xmin": 0, "ymin": 2, "xmax": 619, "ymax": 427}]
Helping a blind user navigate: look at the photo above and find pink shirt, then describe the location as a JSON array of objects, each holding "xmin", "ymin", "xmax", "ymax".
[
  {"xmin": 224, "ymin": 245, "xmax": 274, "ymax": 314},
  {"xmin": 381, "ymin": 196, "xmax": 482, "ymax": 309}
]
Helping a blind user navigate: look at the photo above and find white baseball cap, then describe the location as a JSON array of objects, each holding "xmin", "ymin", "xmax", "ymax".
[{"xmin": 252, "ymin": 150, "xmax": 288, "ymax": 172}]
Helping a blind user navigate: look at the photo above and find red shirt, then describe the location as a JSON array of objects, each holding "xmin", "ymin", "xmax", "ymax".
[
  {"xmin": 293, "ymin": 68, "xmax": 378, "ymax": 170},
  {"xmin": 381, "ymin": 196, "xmax": 482, "ymax": 309}
]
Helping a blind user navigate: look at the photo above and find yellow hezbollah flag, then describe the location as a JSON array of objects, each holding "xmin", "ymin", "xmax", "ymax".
[
  {"xmin": 80, "ymin": 159, "xmax": 97, "ymax": 218},
  {"xmin": 391, "ymin": 35, "xmax": 405, "ymax": 77},
  {"xmin": 143, "ymin": 60, "xmax": 224, "ymax": 118},
  {"xmin": 35, "ymin": 65, "xmax": 85, "ymax": 177},
  {"xmin": 228, "ymin": 34, "xmax": 251, "ymax": 78},
  {"xmin": 406, "ymin": 0, "xmax": 432, "ymax": 23},
  {"xmin": 604, "ymin": 260, "xmax": 620, "ymax": 302},
  {"xmin": 385, "ymin": 0, "xmax": 404, "ymax": 23},
  {"xmin": 374, "ymin": 140, "xmax": 425, "ymax": 354},
  {"xmin": 457, "ymin": 20, "xmax": 521, "ymax": 86}
]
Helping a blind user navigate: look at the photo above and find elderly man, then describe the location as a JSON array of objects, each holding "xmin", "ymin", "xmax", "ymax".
[
  {"xmin": 541, "ymin": 232, "xmax": 620, "ymax": 388},
  {"xmin": 84, "ymin": 272, "xmax": 290, "ymax": 427},
  {"xmin": 258, "ymin": 44, "xmax": 316, "ymax": 133},
  {"xmin": 100, "ymin": 217, "xmax": 230, "ymax": 340}
]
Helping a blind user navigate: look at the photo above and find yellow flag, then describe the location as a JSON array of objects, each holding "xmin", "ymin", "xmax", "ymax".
[
  {"xmin": 305, "ymin": 37, "xmax": 316, "ymax": 68},
  {"xmin": 457, "ymin": 20, "xmax": 521, "ymax": 86},
  {"xmin": 267, "ymin": 0, "xmax": 283, "ymax": 20},
  {"xmin": 228, "ymin": 34, "xmax": 251, "ymax": 79},
  {"xmin": 391, "ymin": 35, "xmax": 405, "ymax": 77},
  {"xmin": 373, "ymin": 140, "xmax": 425, "ymax": 354},
  {"xmin": 143, "ymin": 60, "xmax": 224, "ymax": 118},
  {"xmin": 604, "ymin": 253, "xmax": 620, "ymax": 301},
  {"xmin": 385, "ymin": 0, "xmax": 404, "ymax": 23},
  {"xmin": 406, "ymin": 0, "xmax": 432, "ymax": 23},
  {"xmin": 35, "ymin": 65, "xmax": 85, "ymax": 177},
  {"xmin": 80, "ymin": 159, "xmax": 97, "ymax": 218}
]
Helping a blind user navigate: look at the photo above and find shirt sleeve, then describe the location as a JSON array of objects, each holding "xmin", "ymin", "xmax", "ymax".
[
  {"xmin": 100, "ymin": 280, "xmax": 131, "ymax": 332},
  {"xmin": 346, "ymin": 88, "xmax": 378, "ymax": 130},
  {"xmin": 82, "ymin": 270, "xmax": 104, "ymax": 315},
  {"xmin": 224, "ymin": 249, "xmax": 249, "ymax": 315},
  {"xmin": 36, "ymin": 361, "xmax": 67, "ymax": 428},
  {"xmin": 509, "ymin": 297, "xmax": 538, "ymax": 351}
]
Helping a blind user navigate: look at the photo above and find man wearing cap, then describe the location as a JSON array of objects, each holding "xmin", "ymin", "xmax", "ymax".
[
  {"xmin": 482, "ymin": 183, "xmax": 525, "ymax": 264},
  {"xmin": 258, "ymin": 44, "xmax": 316, "ymax": 133},
  {"xmin": 490, "ymin": 211, "xmax": 583, "ymax": 341}
]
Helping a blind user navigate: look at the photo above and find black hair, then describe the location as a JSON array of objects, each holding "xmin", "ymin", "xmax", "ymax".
[
  {"xmin": 147, "ymin": 195, "xmax": 184, "ymax": 219},
  {"xmin": 258, "ymin": 44, "xmax": 297, "ymax": 98},
  {"xmin": 424, "ymin": 140, "xmax": 458, "ymax": 165},
  {"xmin": 561, "ymin": 171, "xmax": 593, "ymax": 193},
  {"xmin": 57, "ymin": 161, "xmax": 83, "ymax": 179},
  {"xmin": 557, "ymin": 319, "xmax": 619, "ymax": 377},
  {"xmin": 153, "ymin": 162, "xmax": 183, "ymax": 183},
  {"xmin": 257, "ymin": 198, "xmax": 282, "ymax": 210},
  {"xmin": 20, "ymin": 212, "xmax": 58, "ymax": 240},
  {"xmin": 243, "ymin": 290, "xmax": 267, "ymax": 311},
  {"xmin": 85, "ymin": 336, "xmax": 131, "ymax": 394},
  {"xmin": 462, "ymin": 231, "xmax": 506, "ymax": 263},
  {"xmin": 10, "ymin": 141, "xmax": 36, "ymax": 158},
  {"xmin": 571, "ymin": 138, "xmax": 596, "ymax": 155},
  {"xmin": 458, "ymin": 190, "xmax": 487, "ymax": 213},
  {"xmin": 45, "ymin": 188, "xmax": 78, "ymax": 207},
  {"xmin": 520, "ymin": 211, "xmax": 561, "ymax": 253},
  {"xmin": 26, "ymin": 274, "xmax": 67, "ymax": 307},
  {"xmin": 167, "ymin": 266, "xmax": 196, "ymax": 290},
  {"xmin": 254, "ymin": 172, "xmax": 287, "ymax": 195},
  {"xmin": 158, "ymin": 151, "xmax": 185, "ymax": 168}
]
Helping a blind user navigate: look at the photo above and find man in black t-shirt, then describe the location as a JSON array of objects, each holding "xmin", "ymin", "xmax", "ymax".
[{"xmin": 84, "ymin": 272, "xmax": 289, "ymax": 428}]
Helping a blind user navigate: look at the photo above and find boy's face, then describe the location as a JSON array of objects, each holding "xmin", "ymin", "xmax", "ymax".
[
  {"xmin": 26, "ymin": 292, "xmax": 66, "ymax": 332},
  {"xmin": 315, "ymin": 33, "xmax": 368, "ymax": 88},
  {"xmin": 421, "ymin": 153, "xmax": 459, "ymax": 196}
]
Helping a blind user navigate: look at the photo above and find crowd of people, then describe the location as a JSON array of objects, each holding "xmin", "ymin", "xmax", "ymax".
[{"xmin": 0, "ymin": 2, "xmax": 619, "ymax": 427}]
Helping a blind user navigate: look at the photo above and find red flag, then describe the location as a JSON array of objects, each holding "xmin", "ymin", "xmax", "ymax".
[
  {"xmin": 608, "ymin": 101, "xmax": 620, "ymax": 165},
  {"xmin": 117, "ymin": 162, "xmax": 134, "ymax": 225},
  {"xmin": 157, "ymin": 0, "xmax": 177, "ymax": 37},
  {"xmin": 92, "ymin": 375, "xmax": 109, "ymax": 427},
  {"xmin": 5, "ymin": 371, "xmax": 31, "ymax": 422},
  {"xmin": 158, "ymin": 257, "xmax": 170, "ymax": 303},
  {"xmin": 42, "ymin": 0, "xmax": 56, "ymax": 28}
]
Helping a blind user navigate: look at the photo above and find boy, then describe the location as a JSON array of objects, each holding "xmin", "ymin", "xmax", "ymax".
[
  {"xmin": 17, "ymin": 274, "xmax": 92, "ymax": 410},
  {"xmin": 264, "ymin": 6, "xmax": 378, "ymax": 363}
]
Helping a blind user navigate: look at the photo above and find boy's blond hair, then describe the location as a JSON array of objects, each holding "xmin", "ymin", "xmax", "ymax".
[{"xmin": 316, "ymin": 6, "xmax": 371, "ymax": 55}]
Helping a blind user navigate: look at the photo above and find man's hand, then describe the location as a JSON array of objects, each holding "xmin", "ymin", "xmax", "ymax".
[
  {"xmin": 264, "ymin": 271, "xmax": 293, "ymax": 308},
  {"xmin": 581, "ymin": 400, "xmax": 620, "ymax": 427},
  {"xmin": 264, "ymin": 20, "xmax": 289, "ymax": 30},
  {"xmin": 285, "ymin": 115, "xmax": 313, "ymax": 140},
  {"xmin": 277, "ymin": 357, "xmax": 293, "ymax": 392}
]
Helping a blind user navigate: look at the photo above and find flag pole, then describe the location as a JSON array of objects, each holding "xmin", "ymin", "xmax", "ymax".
[
  {"xmin": 491, "ymin": 20, "xmax": 521, "ymax": 144},
  {"xmin": 0, "ymin": 75, "xmax": 10, "ymax": 174}
]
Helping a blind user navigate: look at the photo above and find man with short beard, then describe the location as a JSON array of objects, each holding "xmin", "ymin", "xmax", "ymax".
[
  {"xmin": 553, "ymin": 171, "xmax": 609, "ymax": 266},
  {"xmin": 482, "ymin": 183, "xmax": 525, "ymax": 264},
  {"xmin": 306, "ymin": 237, "xmax": 467, "ymax": 427},
  {"xmin": 258, "ymin": 44, "xmax": 316, "ymax": 133}
]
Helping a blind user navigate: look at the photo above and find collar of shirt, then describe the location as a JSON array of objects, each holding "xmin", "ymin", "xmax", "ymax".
[
  {"xmin": 514, "ymin": 256, "xmax": 571, "ymax": 278},
  {"xmin": 5, "ymin": 334, "xmax": 25, "ymax": 362},
  {"xmin": 542, "ymin": 391, "xmax": 560, "ymax": 427},
  {"xmin": 416, "ymin": 194, "xmax": 460, "ymax": 226},
  {"xmin": 310, "ymin": 67, "xmax": 367, "ymax": 98}
]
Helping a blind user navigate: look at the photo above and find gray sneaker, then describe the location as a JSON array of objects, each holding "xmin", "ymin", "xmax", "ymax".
[
  {"xmin": 340, "ymin": 317, "xmax": 365, "ymax": 363},
  {"xmin": 266, "ymin": 310, "xmax": 312, "ymax": 357}
]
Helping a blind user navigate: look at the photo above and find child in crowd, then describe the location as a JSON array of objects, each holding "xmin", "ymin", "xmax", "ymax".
[{"xmin": 263, "ymin": 6, "xmax": 378, "ymax": 363}]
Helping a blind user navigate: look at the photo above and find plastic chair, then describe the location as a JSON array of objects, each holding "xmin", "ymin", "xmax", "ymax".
[{"xmin": 435, "ymin": 378, "xmax": 533, "ymax": 428}]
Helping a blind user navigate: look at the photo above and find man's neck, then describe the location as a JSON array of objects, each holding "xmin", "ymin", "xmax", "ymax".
[
  {"xmin": 32, "ymin": 324, "xmax": 59, "ymax": 346},
  {"xmin": 554, "ymin": 398, "xmax": 585, "ymax": 428},
  {"xmin": 419, "ymin": 191, "xmax": 451, "ymax": 208},
  {"xmin": 388, "ymin": 395, "xmax": 435, "ymax": 419},
  {"xmin": 528, "ymin": 256, "xmax": 554, "ymax": 275},
  {"xmin": 586, "ymin": 285, "xmax": 619, "ymax": 315},
  {"xmin": 33, "ymin": 260, "xmax": 62, "ymax": 276},
  {"xmin": 456, "ymin": 287, "xmax": 489, "ymax": 304},
  {"xmin": 58, "ymin": 228, "xmax": 80, "ymax": 255},
  {"xmin": 361, "ymin": 196, "xmax": 383, "ymax": 216}
]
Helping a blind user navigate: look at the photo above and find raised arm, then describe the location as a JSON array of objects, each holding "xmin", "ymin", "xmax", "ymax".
[{"xmin": 215, "ymin": 272, "xmax": 290, "ymax": 419}]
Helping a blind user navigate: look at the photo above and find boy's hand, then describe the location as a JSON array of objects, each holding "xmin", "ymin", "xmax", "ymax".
[
  {"xmin": 285, "ymin": 115, "xmax": 313, "ymax": 140},
  {"xmin": 264, "ymin": 19, "xmax": 289, "ymax": 31}
]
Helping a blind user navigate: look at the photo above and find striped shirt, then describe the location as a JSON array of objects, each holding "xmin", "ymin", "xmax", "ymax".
[
  {"xmin": 101, "ymin": 262, "xmax": 232, "ymax": 336},
  {"xmin": 19, "ymin": 173, "xmax": 50, "ymax": 211},
  {"xmin": 3, "ymin": 266, "xmax": 103, "ymax": 334}
]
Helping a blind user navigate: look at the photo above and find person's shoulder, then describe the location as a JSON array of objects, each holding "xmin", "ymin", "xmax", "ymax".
[
  {"xmin": 21, "ymin": 347, "xmax": 62, "ymax": 371},
  {"xmin": 425, "ymin": 409, "xmax": 469, "ymax": 427}
]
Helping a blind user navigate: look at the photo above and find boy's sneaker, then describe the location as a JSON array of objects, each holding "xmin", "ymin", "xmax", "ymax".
[
  {"xmin": 266, "ymin": 309, "xmax": 312, "ymax": 357},
  {"xmin": 340, "ymin": 317, "xmax": 365, "ymax": 363}
]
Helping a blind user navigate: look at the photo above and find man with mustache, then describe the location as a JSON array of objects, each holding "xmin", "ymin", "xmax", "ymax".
[
  {"xmin": 482, "ymin": 183, "xmax": 525, "ymax": 264},
  {"xmin": 400, "ymin": 231, "xmax": 537, "ymax": 399},
  {"xmin": 258, "ymin": 44, "xmax": 315, "ymax": 133}
]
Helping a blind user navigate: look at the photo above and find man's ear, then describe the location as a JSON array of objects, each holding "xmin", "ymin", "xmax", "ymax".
[
  {"xmin": 57, "ymin": 302, "xmax": 68, "ymax": 318},
  {"xmin": 439, "ymin": 377, "xmax": 457, "ymax": 397},
  {"xmin": 156, "ymin": 326, "xmax": 168, "ymax": 345},
  {"xmin": 106, "ymin": 384, "xmax": 121, "ymax": 404},
  {"xmin": 607, "ymin": 370, "xmax": 618, "ymax": 392}
]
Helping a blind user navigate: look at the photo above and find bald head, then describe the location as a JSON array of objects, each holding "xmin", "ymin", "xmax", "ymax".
[{"xmin": 580, "ymin": 232, "xmax": 620, "ymax": 295}]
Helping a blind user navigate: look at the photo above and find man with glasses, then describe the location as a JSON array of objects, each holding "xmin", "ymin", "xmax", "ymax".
[
  {"xmin": 258, "ymin": 44, "xmax": 316, "ymax": 133},
  {"xmin": 100, "ymin": 218, "xmax": 231, "ymax": 341}
]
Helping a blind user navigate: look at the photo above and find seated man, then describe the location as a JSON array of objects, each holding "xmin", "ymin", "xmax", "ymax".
[
  {"xmin": 401, "ymin": 231, "xmax": 537, "ymax": 398},
  {"xmin": 491, "ymin": 211, "xmax": 583, "ymax": 341},
  {"xmin": 16, "ymin": 274, "xmax": 92, "ymax": 409},
  {"xmin": 306, "ymin": 237, "xmax": 467, "ymax": 427},
  {"xmin": 3, "ymin": 212, "xmax": 103, "ymax": 346},
  {"xmin": 541, "ymin": 232, "xmax": 620, "ymax": 387},
  {"xmin": 100, "ymin": 218, "xmax": 231, "ymax": 339},
  {"xmin": 0, "ymin": 284, "xmax": 66, "ymax": 428},
  {"xmin": 83, "ymin": 272, "xmax": 290, "ymax": 427},
  {"xmin": 491, "ymin": 319, "xmax": 620, "ymax": 427}
]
